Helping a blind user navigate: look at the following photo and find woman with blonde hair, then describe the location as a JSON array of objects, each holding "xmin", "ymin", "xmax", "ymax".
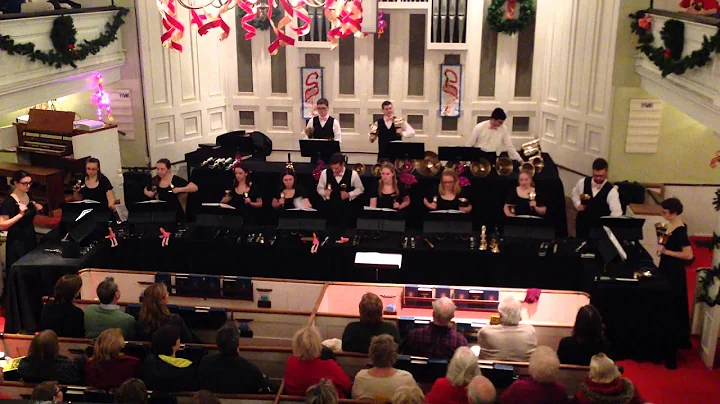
[
  {"xmin": 425, "ymin": 346, "xmax": 480, "ymax": 404},
  {"xmin": 574, "ymin": 353, "xmax": 644, "ymax": 404},
  {"xmin": 391, "ymin": 384, "xmax": 424, "ymax": 404},
  {"xmin": 500, "ymin": 346, "xmax": 568, "ymax": 403},
  {"xmin": 504, "ymin": 169, "xmax": 546, "ymax": 217},
  {"xmin": 135, "ymin": 283, "xmax": 192, "ymax": 342},
  {"xmin": 352, "ymin": 334, "xmax": 416, "ymax": 400},
  {"xmin": 306, "ymin": 379, "xmax": 339, "ymax": 404},
  {"xmin": 284, "ymin": 326, "xmax": 351, "ymax": 397},
  {"xmin": 424, "ymin": 169, "xmax": 471, "ymax": 213},
  {"xmin": 85, "ymin": 328, "xmax": 142, "ymax": 388},
  {"xmin": 369, "ymin": 162, "xmax": 410, "ymax": 210},
  {"xmin": 342, "ymin": 292, "xmax": 400, "ymax": 353}
]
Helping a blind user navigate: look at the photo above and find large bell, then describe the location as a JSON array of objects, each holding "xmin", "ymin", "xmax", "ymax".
[
  {"xmin": 495, "ymin": 157, "xmax": 514, "ymax": 176},
  {"xmin": 470, "ymin": 158, "xmax": 492, "ymax": 178},
  {"xmin": 416, "ymin": 151, "xmax": 441, "ymax": 177},
  {"xmin": 395, "ymin": 158, "xmax": 413, "ymax": 173},
  {"xmin": 353, "ymin": 163, "xmax": 366, "ymax": 176},
  {"xmin": 531, "ymin": 156, "xmax": 544, "ymax": 174}
]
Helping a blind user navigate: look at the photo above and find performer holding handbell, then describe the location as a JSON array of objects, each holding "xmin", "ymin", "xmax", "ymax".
[
  {"xmin": 316, "ymin": 153, "xmax": 364, "ymax": 227},
  {"xmin": 369, "ymin": 162, "xmax": 410, "ymax": 210},
  {"xmin": 221, "ymin": 163, "xmax": 263, "ymax": 213},
  {"xmin": 272, "ymin": 169, "xmax": 311, "ymax": 210},
  {"xmin": 504, "ymin": 170, "xmax": 546, "ymax": 217},
  {"xmin": 369, "ymin": 101, "xmax": 415, "ymax": 161},
  {"xmin": 304, "ymin": 98, "xmax": 342, "ymax": 142},
  {"xmin": 570, "ymin": 158, "xmax": 622, "ymax": 238},
  {"xmin": 424, "ymin": 169, "xmax": 471, "ymax": 213},
  {"xmin": 143, "ymin": 158, "xmax": 198, "ymax": 222}
]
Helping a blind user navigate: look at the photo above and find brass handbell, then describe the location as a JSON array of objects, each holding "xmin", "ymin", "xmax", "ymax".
[
  {"xmin": 416, "ymin": 151, "xmax": 441, "ymax": 177},
  {"xmin": 470, "ymin": 158, "xmax": 491, "ymax": 178},
  {"xmin": 304, "ymin": 126, "xmax": 314, "ymax": 139},
  {"xmin": 459, "ymin": 197, "xmax": 470, "ymax": 208},
  {"xmin": 353, "ymin": 163, "xmax": 366, "ymax": 176},
  {"xmin": 530, "ymin": 156, "xmax": 544, "ymax": 174},
  {"xmin": 520, "ymin": 162, "xmax": 535, "ymax": 177},
  {"xmin": 479, "ymin": 225, "xmax": 488, "ymax": 251},
  {"xmin": 371, "ymin": 162, "xmax": 383, "ymax": 177},
  {"xmin": 529, "ymin": 192, "xmax": 537, "ymax": 201},
  {"xmin": 395, "ymin": 158, "xmax": 411, "ymax": 172},
  {"xmin": 521, "ymin": 139, "xmax": 542, "ymax": 158},
  {"xmin": 393, "ymin": 117, "xmax": 405, "ymax": 128},
  {"xmin": 495, "ymin": 157, "xmax": 514, "ymax": 176},
  {"xmin": 490, "ymin": 226, "xmax": 500, "ymax": 253},
  {"xmin": 286, "ymin": 153, "xmax": 294, "ymax": 172},
  {"xmin": 369, "ymin": 122, "xmax": 379, "ymax": 143},
  {"xmin": 655, "ymin": 222, "xmax": 669, "ymax": 245}
]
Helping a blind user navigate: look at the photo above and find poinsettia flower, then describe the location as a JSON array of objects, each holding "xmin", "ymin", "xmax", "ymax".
[
  {"xmin": 312, "ymin": 160, "xmax": 326, "ymax": 181},
  {"xmin": 638, "ymin": 15, "xmax": 652, "ymax": 30},
  {"xmin": 664, "ymin": 48, "xmax": 672, "ymax": 59}
]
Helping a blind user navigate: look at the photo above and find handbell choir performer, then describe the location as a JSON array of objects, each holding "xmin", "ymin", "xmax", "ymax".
[
  {"xmin": 570, "ymin": 158, "xmax": 622, "ymax": 238},
  {"xmin": 369, "ymin": 101, "xmax": 415, "ymax": 161},
  {"xmin": 316, "ymin": 153, "xmax": 364, "ymax": 226},
  {"xmin": 304, "ymin": 98, "xmax": 342, "ymax": 142},
  {"xmin": 369, "ymin": 162, "xmax": 410, "ymax": 210},
  {"xmin": 144, "ymin": 159, "xmax": 198, "ymax": 222}
]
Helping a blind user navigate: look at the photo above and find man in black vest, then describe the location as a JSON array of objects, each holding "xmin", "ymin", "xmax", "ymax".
[
  {"xmin": 571, "ymin": 158, "xmax": 623, "ymax": 238},
  {"xmin": 316, "ymin": 153, "xmax": 364, "ymax": 227},
  {"xmin": 369, "ymin": 101, "xmax": 415, "ymax": 161},
  {"xmin": 304, "ymin": 98, "xmax": 341, "ymax": 142}
]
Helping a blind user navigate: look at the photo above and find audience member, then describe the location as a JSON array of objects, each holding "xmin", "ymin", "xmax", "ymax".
[
  {"xmin": 500, "ymin": 346, "xmax": 568, "ymax": 403},
  {"xmin": 31, "ymin": 381, "xmax": 63, "ymax": 402},
  {"xmin": 342, "ymin": 292, "xmax": 401, "ymax": 353},
  {"xmin": 477, "ymin": 296, "xmax": 536, "ymax": 361},
  {"xmin": 574, "ymin": 353, "xmax": 645, "ymax": 404},
  {"xmin": 558, "ymin": 305, "xmax": 610, "ymax": 366},
  {"xmin": 85, "ymin": 277, "xmax": 136, "ymax": 339},
  {"xmin": 402, "ymin": 297, "xmax": 468, "ymax": 359},
  {"xmin": 85, "ymin": 328, "xmax": 142, "ymax": 388},
  {"xmin": 192, "ymin": 390, "xmax": 220, "ymax": 404},
  {"xmin": 352, "ymin": 334, "xmax": 416, "ymax": 400},
  {"xmin": 135, "ymin": 283, "xmax": 192, "ymax": 342},
  {"xmin": 114, "ymin": 378, "xmax": 148, "ymax": 404},
  {"xmin": 284, "ymin": 326, "xmax": 352, "ymax": 397},
  {"xmin": 392, "ymin": 384, "xmax": 425, "ymax": 404},
  {"xmin": 17, "ymin": 330, "xmax": 80, "ymax": 384},
  {"xmin": 466, "ymin": 375, "xmax": 496, "ymax": 404},
  {"xmin": 144, "ymin": 325, "xmax": 197, "ymax": 392},
  {"xmin": 425, "ymin": 346, "xmax": 480, "ymax": 404},
  {"xmin": 199, "ymin": 322, "xmax": 269, "ymax": 393},
  {"xmin": 306, "ymin": 379, "xmax": 339, "ymax": 404},
  {"xmin": 40, "ymin": 274, "xmax": 84, "ymax": 338}
]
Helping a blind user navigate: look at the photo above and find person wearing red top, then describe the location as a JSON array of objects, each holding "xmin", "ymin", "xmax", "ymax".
[
  {"xmin": 501, "ymin": 346, "xmax": 568, "ymax": 404},
  {"xmin": 284, "ymin": 326, "xmax": 352, "ymax": 397},
  {"xmin": 425, "ymin": 347, "xmax": 479, "ymax": 404},
  {"xmin": 574, "ymin": 353, "xmax": 644, "ymax": 404},
  {"xmin": 679, "ymin": 0, "xmax": 719, "ymax": 15},
  {"xmin": 85, "ymin": 328, "xmax": 142, "ymax": 388}
]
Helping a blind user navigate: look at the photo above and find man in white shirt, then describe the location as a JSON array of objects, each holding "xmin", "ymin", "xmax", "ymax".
[
  {"xmin": 369, "ymin": 101, "xmax": 415, "ymax": 161},
  {"xmin": 570, "ymin": 158, "xmax": 623, "ymax": 238},
  {"xmin": 316, "ymin": 153, "xmax": 364, "ymax": 227},
  {"xmin": 304, "ymin": 98, "xmax": 342, "ymax": 142},
  {"xmin": 465, "ymin": 108, "xmax": 523, "ymax": 163}
]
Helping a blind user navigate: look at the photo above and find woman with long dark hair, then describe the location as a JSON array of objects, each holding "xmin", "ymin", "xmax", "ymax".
[
  {"xmin": 135, "ymin": 283, "xmax": 192, "ymax": 342},
  {"xmin": 0, "ymin": 170, "xmax": 41, "ymax": 271},
  {"xmin": 272, "ymin": 169, "xmax": 311, "ymax": 210},
  {"xmin": 220, "ymin": 164, "xmax": 263, "ymax": 223},
  {"xmin": 557, "ymin": 305, "xmax": 610, "ymax": 366},
  {"xmin": 144, "ymin": 159, "xmax": 198, "ymax": 221},
  {"xmin": 73, "ymin": 157, "xmax": 116, "ymax": 211}
]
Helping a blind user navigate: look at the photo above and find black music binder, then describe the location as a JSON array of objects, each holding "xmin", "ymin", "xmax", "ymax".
[
  {"xmin": 357, "ymin": 209, "xmax": 406, "ymax": 233},
  {"xmin": 438, "ymin": 146, "xmax": 483, "ymax": 162},
  {"xmin": 503, "ymin": 216, "xmax": 555, "ymax": 241},
  {"xmin": 277, "ymin": 209, "xmax": 326, "ymax": 232},
  {"xmin": 196, "ymin": 205, "xmax": 244, "ymax": 230},
  {"xmin": 386, "ymin": 142, "xmax": 425, "ymax": 162},
  {"xmin": 300, "ymin": 139, "xmax": 340, "ymax": 164},
  {"xmin": 423, "ymin": 213, "xmax": 473, "ymax": 235}
]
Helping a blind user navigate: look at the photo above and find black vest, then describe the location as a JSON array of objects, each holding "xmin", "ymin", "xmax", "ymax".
[
  {"xmin": 576, "ymin": 177, "xmax": 613, "ymax": 238},
  {"xmin": 325, "ymin": 168, "xmax": 354, "ymax": 202},
  {"xmin": 376, "ymin": 118, "xmax": 401, "ymax": 161},
  {"xmin": 312, "ymin": 116, "xmax": 335, "ymax": 140}
]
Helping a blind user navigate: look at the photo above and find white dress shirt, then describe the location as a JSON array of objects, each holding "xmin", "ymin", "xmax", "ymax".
[
  {"xmin": 368, "ymin": 117, "xmax": 416, "ymax": 139},
  {"xmin": 305, "ymin": 115, "xmax": 342, "ymax": 143},
  {"xmin": 570, "ymin": 178, "xmax": 623, "ymax": 216},
  {"xmin": 465, "ymin": 121, "xmax": 523, "ymax": 162},
  {"xmin": 316, "ymin": 167, "xmax": 364, "ymax": 200}
]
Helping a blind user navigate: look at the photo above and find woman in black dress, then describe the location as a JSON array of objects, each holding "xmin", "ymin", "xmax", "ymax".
[
  {"xmin": 369, "ymin": 162, "xmax": 410, "ymax": 210},
  {"xmin": 0, "ymin": 170, "xmax": 42, "ymax": 272},
  {"xmin": 72, "ymin": 157, "xmax": 116, "ymax": 211},
  {"xmin": 272, "ymin": 169, "xmax": 311, "ymax": 210},
  {"xmin": 143, "ymin": 159, "xmax": 198, "ymax": 221},
  {"xmin": 220, "ymin": 163, "xmax": 263, "ymax": 216},
  {"xmin": 503, "ymin": 170, "xmax": 547, "ymax": 217},
  {"xmin": 423, "ymin": 168, "xmax": 471, "ymax": 213},
  {"xmin": 657, "ymin": 197, "xmax": 694, "ymax": 350}
]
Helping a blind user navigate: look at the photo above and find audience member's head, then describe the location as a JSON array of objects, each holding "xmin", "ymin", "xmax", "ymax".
[
  {"xmin": 192, "ymin": 390, "xmax": 220, "ymax": 404},
  {"xmin": 114, "ymin": 378, "xmax": 148, "ymax": 404},
  {"xmin": 529, "ymin": 346, "xmax": 560, "ymax": 384},
  {"xmin": 91, "ymin": 328, "xmax": 125, "ymax": 362},
  {"xmin": 140, "ymin": 283, "xmax": 171, "ymax": 332},
  {"xmin": 369, "ymin": 334, "xmax": 398, "ymax": 368},
  {"xmin": 359, "ymin": 292, "xmax": 384, "ymax": 325},
  {"xmin": 432, "ymin": 296, "xmax": 456, "ymax": 326},
  {"xmin": 572, "ymin": 304, "xmax": 605, "ymax": 344},
  {"xmin": 53, "ymin": 274, "xmax": 82, "ymax": 304},
  {"xmin": 305, "ymin": 379, "xmax": 339, "ymax": 404},
  {"xmin": 152, "ymin": 325, "xmax": 182, "ymax": 357},
  {"xmin": 498, "ymin": 296, "xmax": 522, "ymax": 326},
  {"xmin": 97, "ymin": 276, "xmax": 120, "ymax": 305},
  {"xmin": 392, "ymin": 384, "xmax": 424, "ymax": 404},
  {"xmin": 292, "ymin": 326, "xmax": 323, "ymax": 361},
  {"xmin": 589, "ymin": 353, "xmax": 621, "ymax": 384},
  {"xmin": 28, "ymin": 330, "xmax": 59, "ymax": 361},
  {"xmin": 216, "ymin": 322, "xmax": 241, "ymax": 355},
  {"xmin": 467, "ymin": 375, "xmax": 497, "ymax": 404},
  {"xmin": 31, "ymin": 381, "xmax": 62, "ymax": 402},
  {"xmin": 446, "ymin": 346, "xmax": 480, "ymax": 387}
]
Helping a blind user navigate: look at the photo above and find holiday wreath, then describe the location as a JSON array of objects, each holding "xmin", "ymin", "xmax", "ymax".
[{"xmin": 487, "ymin": 0, "xmax": 535, "ymax": 35}]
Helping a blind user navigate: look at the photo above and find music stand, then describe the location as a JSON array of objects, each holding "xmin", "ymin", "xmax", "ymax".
[
  {"xmin": 423, "ymin": 213, "xmax": 473, "ymax": 235},
  {"xmin": 386, "ymin": 142, "xmax": 425, "ymax": 162},
  {"xmin": 358, "ymin": 209, "xmax": 406, "ymax": 233},
  {"xmin": 438, "ymin": 147, "xmax": 483, "ymax": 162},
  {"xmin": 354, "ymin": 252, "xmax": 402, "ymax": 282},
  {"xmin": 277, "ymin": 209, "xmax": 326, "ymax": 233},
  {"xmin": 503, "ymin": 216, "xmax": 555, "ymax": 241},
  {"xmin": 128, "ymin": 202, "xmax": 177, "ymax": 237},
  {"xmin": 196, "ymin": 205, "xmax": 244, "ymax": 230},
  {"xmin": 589, "ymin": 217, "xmax": 645, "ymax": 241},
  {"xmin": 59, "ymin": 205, "xmax": 106, "ymax": 258},
  {"xmin": 300, "ymin": 139, "xmax": 340, "ymax": 163}
]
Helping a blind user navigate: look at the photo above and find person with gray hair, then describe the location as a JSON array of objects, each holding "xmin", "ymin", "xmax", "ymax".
[
  {"xmin": 391, "ymin": 384, "xmax": 424, "ymax": 404},
  {"xmin": 351, "ymin": 334, "xmax": 416, "ymax": 400},
  {"xmin": 477, "ymin": 296, "xmax": 536, "ymax": 361},
  {"xmin": 306, "ymin": 379, "xmax": 339, "ymax": 404},
  {"xmin": 467, "ymin": 375, "xmax": 496, "ymax": 404},
  {"xmin": 574, "ymin": 353, "xmax": 645, "ymax": 404},
  {"xmin": 500, "ymin": 346, "xmax": 569, "ymax": 403},
  {"xmin": 425, "ymin": 346, "xmax": 480, "ymax": 403},
  {"xmin": 401, "ymin": 297, "xmax": 467, "ymax": 359},
  {"xmin": 84, "ymin": 277, "xmax": 136, "ymax": 339}
]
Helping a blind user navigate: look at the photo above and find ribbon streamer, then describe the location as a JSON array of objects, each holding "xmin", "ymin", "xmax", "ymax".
[
  {"xmin": 105, "ymin": 227, "xmax": 118, "ymax": 248},
  {"xmin": 159, "ymin": 227, "xmax": 172, "ymax": 247},
  {"xmin": 157, "ymin": 0, "xmax": 184, "ymax": 51},
  {"xmin": 325, "ymin": 0, "xmax": 365, "ymax": 48}
]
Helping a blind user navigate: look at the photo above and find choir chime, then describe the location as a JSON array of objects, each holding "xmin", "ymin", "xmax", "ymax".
[{"xmin": 521, "ymin": 139, "xmax": 545, "ymax": 174}]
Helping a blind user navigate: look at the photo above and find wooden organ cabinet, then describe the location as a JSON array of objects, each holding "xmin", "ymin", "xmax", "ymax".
[{"xmin": 7, "ymin": 109, "xmax": 123, "ymax": 214}]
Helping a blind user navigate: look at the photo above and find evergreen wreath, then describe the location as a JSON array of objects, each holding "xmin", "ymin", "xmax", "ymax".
[
  {"xmin": 236, "ymin": 6, "xmax": 282, "ymax": 31},
  {"xmin": 487, "ymin": 0, "xmax": 536, "ymax": 35},
  {"xmin": 714, "ymin": 188, "xmax": 720, "ymax": 211},
  {"xmin": 697, "ymin": 265, "xmax": 720, "ymax": 307},
  {"xmin": 630, "ymin": 10, "xmax": 720, "ymax": 77},
  {"xmin": 0, "ymin": 8, "xmax": 129, "ymax": 69}
]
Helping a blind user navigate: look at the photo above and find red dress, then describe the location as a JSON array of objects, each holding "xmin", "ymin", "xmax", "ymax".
[
  {"xmin": 425, "ymin": 377, "xmax": 468, "ymax": 404},
  {"xmin": 284, "ymin": 356, "xmax": 352, "ymax": 398},
  {"xmin": 85, "ymin": 356, "xmax": 142, "ymax": 388}
]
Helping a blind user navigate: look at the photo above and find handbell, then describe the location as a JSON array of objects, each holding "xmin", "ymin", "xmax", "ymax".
[
  {"xmin": 353, "ymin": 163, "xmax": 366, "ymax": 176},
  {"xmin": 371, "ymin": 162, "xmax": 383, "ymax": 177},
  {"xmin": 495, "ymin": 157, "xmax": 513, "ymax": 176},
  {"xmin": 529, "ymin": 192, "xmax": 536, "ymax": 201},
  {"xmin": 470, "ymin": 158, "xmax": 491, "ymax": 178},
  {"xmin": 459, "ymin": 197, "xmax": 469, "ymax": 208},
  {"xmin": 341, "ymin": 184, "xmax": 348, "ymax": 191},
  {"xmin": 369, "ymin": 121, "xmax": 379, "ymax": 134},
  {"xmin": 580, "ymin": 193, "xmax": 592, "ymax": 204},
  {"xmin": 416, "ymin": 151, "xmax": 441, "ymax": 177},
  {"xmin": 521, "ymin": 138, "xmax": 542, "ymax": 158},
  {"xmin": 304, "ymin": 126, "xmax": 314, "ymax": 138},
  {"xmin": 393, "ymin": 117, "xmax": 404, "ymax": 128},
  {"xmin": 531, "ymin": 156, "xmax": 545, "ymax": 174}
]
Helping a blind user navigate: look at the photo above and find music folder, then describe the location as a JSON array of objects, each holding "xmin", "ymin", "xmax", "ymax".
[
  {"xmin": 386, "ymin": 142, "xmax": 425, "ymax": 162},
  {"xmin": 423, "ymin": 212, "xmax": 472, "ymax": 235},
  {"xmin": 358, "ymin": 208, "xmax": 406, "ymax": 233},
  {"xmin": 277, "ymin": 209, "xmax": 326, "ymax": 232},
  {"xmin": 196, "ymin": 205, "xmax": 243, "ymax": 229}
]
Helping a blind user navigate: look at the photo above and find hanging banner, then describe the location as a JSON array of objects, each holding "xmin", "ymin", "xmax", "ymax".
[
  {"xmin": 301, "ymin": 67, "xmax": 324, "ymax": 120},
  {"xmin": 439, "ymin": 64, "xmax": 462, "ymax": 118}
]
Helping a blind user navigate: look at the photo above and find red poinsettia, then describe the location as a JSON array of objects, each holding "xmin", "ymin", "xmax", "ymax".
[
  {"xmin": 638, "ymin": 15, "xmax": 652, "ymax": 30},
  {"xmin": 664, "ymin": 48, "xmax": 672, "ymax": 59}
]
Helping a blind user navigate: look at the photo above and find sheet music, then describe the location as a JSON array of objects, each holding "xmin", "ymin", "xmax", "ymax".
[
  {"xmin": 137, "ymin": 200, "xmax": 167, "ymax": 204},
  {"xmin": 603, "ymin": 226, "xmax": 628, "ymax": 261},
  {"xmin": 286, "ymin": 208, "xmax": 318, "ymax": 212},
  {"xmin": 363, "ymin": 206, "xmax": 396, "ymax": 212},
  {"xmin": 515, "ymin": 215, "xmax": 542, "ymax": 219},
  {"xmin": 115, "ymin": 204, "xmax": 129, "ymax": 222},
  {"xmin": 76, "ymin": 209, "xmax": 93, "ymax": 222},
  {"xmin": 201, "ymin": 203, "xmax": 236, "ymax": 209},
  {"xmin": 68, "ymin": 200, "xmax": 100, "ymax": 204},
  {"xmin": 430, "ymin": 210, "xmax": 465, "ymax": 214}
]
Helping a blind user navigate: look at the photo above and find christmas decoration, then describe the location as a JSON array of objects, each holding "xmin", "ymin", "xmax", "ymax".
[
  {"xmin": 630, "ymin": 10, "xmax": 720, "ymax": 77},
  {"xmin": 0, "ymin": 8, "xmax": 128, "ymax": 69},
  {"xmin": 697, "ymin": 265, "xmax": 720, "ymax": 306},
  {"xmin": 236, "ymin": 4, "xmax": 281, "ymax": 31},
  {"xmin": 91, "ymin": 73, "xmax": 113, "ymax": 123},
  {"xmin": 487, "ymin": 0, "xmax": 535, "ymax": 35},
  {"xmin": 325, "ymin": 0, "xmax": 366, "ymax": 48},
  {"xmin": 377, "ymin": 10, "xmax": 387, "ymax": 38},
  {"xmin": 399, "ymin": 161, "xmax": 417, "ymax": 188}
]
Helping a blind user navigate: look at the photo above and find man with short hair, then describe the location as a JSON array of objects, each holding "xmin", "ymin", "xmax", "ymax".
[
  {"xmin": 401, "ymin": 297, "xmax": 468, "ymax": 360},
  {"xmin": 570, "ymin": 157, "xmax": 623, "ymax": 238},
  {"xmin": 84, "ymin": 277, "xmax": 136, "ymax": 339},
  {"xmin": 467, "ymin": 375, "xmax": 497, "ymax": 404},
  {"xmin": 316, "ymin": 152, "xmax": 365, "ymax": 227},
  {"xmin": 477, "ymin": 296, "xmax": 537, "ymax": 362},
  {"xmin": 369, "ymin": 101, "xmax": 415, "ymax": 161},
  {"xmin": 305, "ymin": 98, "xmax": 342, "ymax": 142},
  {"xmin": 465, "ymin": 108, "xmax": 524, "ymax": 163},
  {"xmin": 199, "ymin": 323, "xmax": 268, "ymax": 394}
]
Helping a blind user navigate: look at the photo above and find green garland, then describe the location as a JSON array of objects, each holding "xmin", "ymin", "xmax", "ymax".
[
  {"xmin": 236, "ymin": 6, "xmax": 282, "ymax": 31},
  {"xmin": 714, "ymin": 188, "xmax": 720, "ymax": 211},
  {"xmin": 0, "ymin": 8, "xmax": 128, "ymax": 69},
  {"xmin": 487, "ymin": 0, "xmax": 535, "ymax": 35},
  {"xmin": 697, "ymin": 265, "xmax": 720, "ymax": 307},
  {"xmin": 630, "ymin": 10, "xmax": 720, "ymax": 77},
  {"xmin": 712, "ymin": 232, "xmax": 720, "ymax": 251}
]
